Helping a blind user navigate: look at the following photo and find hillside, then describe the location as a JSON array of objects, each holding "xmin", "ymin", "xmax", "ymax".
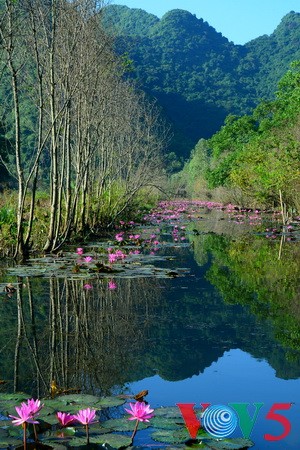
[{"xmin": 102, "ymin": 6, "xmax": 300, "ymax": 159}]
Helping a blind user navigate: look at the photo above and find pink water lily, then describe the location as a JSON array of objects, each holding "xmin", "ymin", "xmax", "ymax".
[
  {"xmin": 73, "ymin": 408, "xmax": 96, "ymax": 425},
  {"xmin": 125, "ymin": 402, "xmax": 154, "ymax": 445},
  {"xmin": 83, "ymin": 283, "xmax": 93, "ymax": 290},
  {"xmin": 22, "ymin": 398, "xmax": 43, "ymax": 417},
  {"xmin": 83, "ymin": 256, "xmax": 93, "ymax": 263},
  {"xmin": 57, "ymin": 411, "xmax": 76, "ymax": 427},
  {"xmin": 125, "ymin": 402, "xmax": 154, "ymax": 422},
  {"xmin": 108, "ymin": 253, "xmax": 118, "ymax": 264},
  {"xmin": 9, "ymin": 404, "xmax": 40, "ymax": 427},
  {"xmin": 73, "ymin": 408, "xmax": 97, "ymax": 445},
  {"xmin": 115, "ymin": 232, "xmax": 124, "ymax": 242},
  {"xmin": 108, "ymin": 280, "xmax": 117, "ymax": 290},
  {"xmin": 76, "ymin": 247, "xmax": 84, "ymax": 255}
]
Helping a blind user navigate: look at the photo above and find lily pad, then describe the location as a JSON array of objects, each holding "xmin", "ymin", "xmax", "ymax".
[
  {"xmin": 101, "ymin": 417, "xmax": 149, "ymax": 431},
  {"xmin": 151, "ymin": 416, "xmax": 184, "ymax": 430},
  {"xmin": 153, "ymin": 407, "xmax": 184, "ymax": 418},
  {"xmin": 151, "ymin": 428, "xmax": 193, "ymax": 444},
  {"xmin": 205, "ymin": 438, "xmax": 254, "ymax": 449},
  {"xmin": 87, "ymin": 433, "xmax": 132, "ymax": 448},
  {"xmin": 57, "ymin": 394, "xmax": 101, "ymax": 405},
  {"xmin": 96, "ymin": 396, "xmax": 125, "ymax": 408},
  {"xmin": 0, "ymin": 393, "xmax": 29, "ymax": 402}
]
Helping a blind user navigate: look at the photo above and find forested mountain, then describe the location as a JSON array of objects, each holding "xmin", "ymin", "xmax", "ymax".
[{"xmin": 102, "ymin": 6, "xmax": 300, "ymax": 158}]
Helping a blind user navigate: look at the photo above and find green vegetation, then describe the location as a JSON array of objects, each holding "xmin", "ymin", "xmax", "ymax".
[
  {"xmin": 177, "ymin": 62, "xmax": 300, "ymax": 212},
  {"xmin": 198, "ymin": 233, "xmax": 300, "ymax": 370},
  {"xmin": 0, "ymin": 0, "xmax": 168, "ymax": 258},
  {"xmin": 102, "ymin": 6, "xmax": 300, "ymax": 159}
]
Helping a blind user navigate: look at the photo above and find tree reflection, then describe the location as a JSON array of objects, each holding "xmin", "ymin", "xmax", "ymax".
[
  {"xmin": 0, "ymin": 276, "xmax": 162, "ymax": 397},
  {"xmin": 0, "ymin": 233, "xmax": 300, "ymax": 397},
  {"xmin": 192, "ymin": 232, "xmax": 300, "ymax": 378}
]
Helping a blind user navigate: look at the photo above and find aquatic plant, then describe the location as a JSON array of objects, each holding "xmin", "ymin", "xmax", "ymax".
[
  {"xmin": 125, "ymin": 401, "xmax": 154, "ymax": 444},
  {"xmin": 9, "ymin": 402, "xmax": 40, "ymax": 449},
  {"xmin": 56, "ymin": 411, "xmax": 76, "ymax": 427},
  {"xmin": 73, "ymin": 408, "xmax": 97, "ymax": 444}
]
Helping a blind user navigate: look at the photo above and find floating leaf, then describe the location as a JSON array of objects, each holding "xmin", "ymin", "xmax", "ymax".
[
  {"xmin": 154, "ymin": 406, "xmax": 186, "ymax": 418},
  {"xmin": 101, "ymin": 417, "xmax": 149, "ymax": 431},
  {"xmin": 205, "ymin": 438, "xmax": 255, "ymax": 449},
  {"xmin": 42, "ymin": 400, "xmax": 80, "ymax": 414},
  {"xmin": 0, "ymin": 393, "xmax": 29, "ymax": 402},
  {"xmin": 150, "ymin": 415, "xmax": 184, "ymax": 430},
  {"xmin": 97, "ymin": 396, "xmax": 125, "ymax": 408},
  {"xmin": 56, "ymin": 393, "xmax": 100, "ymax": 405},
  {"xmin": 87, "ymin": 433, "xmax": 132, "ymax": 448},
  {"xmin": 151, "ymin": 428, "xmax": 193, "ymax": 444}
]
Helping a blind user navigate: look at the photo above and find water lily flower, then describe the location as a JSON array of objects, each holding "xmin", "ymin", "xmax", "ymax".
[
  {"xmin": 73, "ymin": 408, "xmax": 97, "ymax": 425},
  {"xmin": 83, "ymin": 283, "xmax": 93, "ymax": 290},
  {"xmin": 125, "ymin": 402, "xmax": 154, "ymax": 422},
  {"xmin": 9, "ymin": 404, "xmax": 40, "ymax": 427},
  {"xmin": 10, "ymin": 403, "xmax": 40, "ymax": 449},
  {"xmin": 125, "ymin": 402, "xmax": 154, "ymax": 444},
  {"xmin": 83, "ymin": 256, "xmax": 93, "ymax": 263},
  {"xmin": 57, "ymin": 411, "xmax": 76, "ymax": 427},
  {"xmin": 108, "ymin": 280, "xmax": 117, "ymax": 290},
  {"xmin": 108, "ymin": 253, "xmax": 118, "ymax": 264},
  {"xmin": 76, "ymin": 247, "xmax": 84, "ymax": 255},
  {"xmin": 73, "ymin": 408, "xmax": 97, "ymax": 445},
  {"xmin": 115, "ymin": 232, "xmax": 124, "ymax": 242},
  {"xmin": 22, "ymin": 398, "xmax": 43, "ymax": 417}
]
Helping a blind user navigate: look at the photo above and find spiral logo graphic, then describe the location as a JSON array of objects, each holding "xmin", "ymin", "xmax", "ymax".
[{"xmin": 202, "ymin": 404, "xmax": 238, "ymax": 438}]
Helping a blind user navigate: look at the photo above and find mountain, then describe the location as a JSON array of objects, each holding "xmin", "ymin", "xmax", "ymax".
[{"xmin": 102, "ymin": 6, "xmax": 300, "ymax": 159}]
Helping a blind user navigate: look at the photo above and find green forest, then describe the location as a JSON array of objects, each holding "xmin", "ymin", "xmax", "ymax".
[
  {"xmin": 0, "ymin": 1, "xmax": 300, "ymax": 258},
  {"xmin": 102, "ymin": 6, "xmax": 300, "ymax": 158}
]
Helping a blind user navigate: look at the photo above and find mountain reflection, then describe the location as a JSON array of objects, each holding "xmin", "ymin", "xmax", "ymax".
[{"xmin": 0, "ymin": 231, "xmax": 300, "ymax": 397}]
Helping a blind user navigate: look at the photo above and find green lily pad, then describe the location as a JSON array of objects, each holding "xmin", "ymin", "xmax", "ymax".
[
  {"xmin": 153, "ymin": 407, "xmax": 184, "ymax": 418},
  {"xmin": 96, "ymin": 396, "xmax": 125, "ymax": 408},
  {"xmin": 38, "ymin": 405, "xmax": 56, "ymax": 417},
  {"xmin": 151, "ymin": 416, "xmax": 184, "ymax": 430},
  {"xmin": 57, "ymin": 394, "xmax": 101, "ymax": 405},
  {"xmin": 151, "ymin": 428, "xmax": 193, "ymax": 444},
  {"xmin": 0, "ymin": 436, "xmax": 24, "ymax": 448},
  {"xmin": 205, "ymin": 438, "xmax": 254, "ymax": 449},
  {"xmin": 101, "ymin": 417, "xmax": 149, "ymax": 431},
  {"xmin": 0, "ymin": 393, "xmax": 29, "ymax": 402},
  {"xmin": 87, "ymin": 433, "xmax": 132, "ymax": 448},
  {"xmin": 182, "ymin": 442, "xmax": 210, "ymax": 449}
]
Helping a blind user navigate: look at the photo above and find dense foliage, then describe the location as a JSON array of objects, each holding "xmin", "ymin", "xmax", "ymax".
[
  {"xmin": 0, "ymin": 0, "xmax": 167, "ymax": 257},
  {"xmin": 177, "ymin": 62, "xmax": 300, "ymax": 212},
  {"xmin": 102, "ymin": 6, "xmax": 300, "ymax": 159}
]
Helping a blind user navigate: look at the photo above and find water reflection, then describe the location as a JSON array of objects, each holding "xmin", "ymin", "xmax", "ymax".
[{"xmin": 0, "ymin": 231, "xmax": 300, "ymax": 399}]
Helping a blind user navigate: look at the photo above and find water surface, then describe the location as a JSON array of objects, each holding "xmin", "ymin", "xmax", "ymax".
[{"xmin": 0, "ymin": 204, "xmax": 300, "ymax": 449}]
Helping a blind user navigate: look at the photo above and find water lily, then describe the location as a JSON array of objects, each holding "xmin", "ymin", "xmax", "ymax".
[
  {"xmin": 125, "ymin": 402, "xmax": 154, "ymax": 444},
  {"xmin": 83, "ymin": 256, "xmax": 93, "ymax": 263},
  {"xmin": 22, "ymin": 398, "xmax": 43, "ymax": 416},
  {"xmin": 9, "ymin": 404, "xmax": 39, "ymax": 449},
  {"xmin": 108, "ymin": 253, "xmax": 118, "ymax": 264},
  {"xmin": 9, "ymin": 404, "xmax": 39, "ymax": 427},
  {"xmin": 76, "ymin": 247, "xmax": 84, "ymax": 255},
  {"xmin": 83, "ymin": 283, "xmax": 93, "ymax": 290},
  {"xmin": 108, "ymin": 280, "xmax": 117, "ymax": 290},
  {"xmin": 20, "ymin": 398, "xmax": 43, "ymax": 442},
  {"xmin": 73, "ymin": 408, "xmax": 97, "ymax": 445},
  {"xmin": 125, "ymin": 402, "xmax": 154, "ymax": 422},
  {"xmin": 57, "ymin": 411, "xmax": 76, "ymax": 427}
]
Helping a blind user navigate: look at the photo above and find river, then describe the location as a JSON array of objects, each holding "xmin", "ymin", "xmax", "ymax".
[{"xmin": 0, "ymin": 200, "xmax": 300, "ymax": 449}]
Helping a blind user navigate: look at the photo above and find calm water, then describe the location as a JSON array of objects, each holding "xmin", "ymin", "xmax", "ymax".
[{"xmin": 0, "ymin": 206, "xmax": 300, "ymax": 449}]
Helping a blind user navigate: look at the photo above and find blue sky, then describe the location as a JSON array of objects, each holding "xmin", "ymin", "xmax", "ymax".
[{"xmin": 112, "ymin": 0, "xmax": 299, "ymax": 44}]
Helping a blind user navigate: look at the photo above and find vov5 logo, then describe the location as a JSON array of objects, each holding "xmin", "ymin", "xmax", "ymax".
[{"xmin": 176, "ymin": 403, "xmax": 293, "ymax": 441}]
